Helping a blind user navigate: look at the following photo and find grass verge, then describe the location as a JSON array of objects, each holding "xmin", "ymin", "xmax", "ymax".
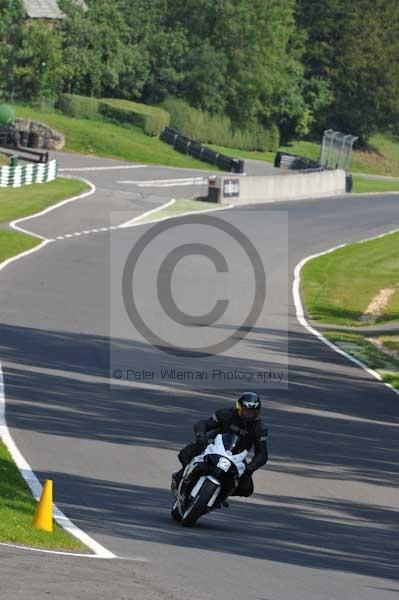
[
  {"xmin": 212, "ymin": 134, "xmax": 399, "ymax": 177},
  {"xmin": 14, "ymin": 105, "xmax": 205, "ymax": 170},
  {"xmin": 0, "ymin": 230, "xmax": 41, "ymax": 262},
  {"xmin": 135, "ymin": 198, "xmax": 224, "ymax": 224},
  {"xmin": 324, "ymin": 331, "xmax": 399, "ymax": 390},
  {"xmin": 0, "ymin": 441, "xmax": 87, "ymax": 551},
  {"xmin": 301, "ymin": 231, "xmax": 399, "ymax": 326},
  {"xmin": 12, "ymin": 105, "xmax": 399, "ymax": 176},
  {"xmin": 0, "ymin": 178, "xmax": 91, "ymax": 551},
  {"xmin": 0, "ymin": 177, "xmax": 87, "ymax": 223},
  {"xmin": 351, "ymin": 176, "xmax": 399, "ymax": 193}
]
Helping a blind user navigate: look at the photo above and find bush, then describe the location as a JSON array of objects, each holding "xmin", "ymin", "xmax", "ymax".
[
  {"xmin": 58, "ymin": 94, "xmax": 99, "ymax": 119},
  {"xmin": 98, "ymin": 102, "xmax": 145, "ymax": 129},
  {"xmin": 162, "ymin": 97, "xmax": 279, "ymax": 151},
  {"xmin": 99, "ymin": 99, "xmax": 170, "ymax": 136}
]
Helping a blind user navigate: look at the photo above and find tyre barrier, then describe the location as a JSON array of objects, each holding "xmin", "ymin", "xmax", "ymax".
[
  {"xmin": 274, "ymin": 151, "xmax": 321, "ymax": 171},
  {"xmin": 160, "ymin": 127, "xmax": 245, "ymax": 173},
  {"xmin": 0, "ymin": 158, "xmax": 58, "ymax": 188}
]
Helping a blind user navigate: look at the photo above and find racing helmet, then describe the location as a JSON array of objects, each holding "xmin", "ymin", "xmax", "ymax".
[{"xmin": 236, "ymin": 392, "xmax": 261, "ymax": 422}]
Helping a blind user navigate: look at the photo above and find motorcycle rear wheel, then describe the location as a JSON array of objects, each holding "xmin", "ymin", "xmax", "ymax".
[{"xmin": 181, "ymin": 479, "xmax": 219, "ymax": 527}]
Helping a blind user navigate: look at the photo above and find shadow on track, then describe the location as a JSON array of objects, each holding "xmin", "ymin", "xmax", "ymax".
[
  {"xmin": 1, "ymin": 321, "xmax": 398, "ymax": 580},
  {"xmin": 1, "ymin": 322, "xmax": 398, "ymax": 490},
  {"xmin": 35, "ymin": 470, "xmax": 399, "ymax": 581}
]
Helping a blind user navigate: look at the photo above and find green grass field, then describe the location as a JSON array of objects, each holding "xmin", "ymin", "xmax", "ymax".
[
  {"xmin": 13, "ymin": 104, "xmax": 399, "ymax": 177},
  {"xmin": 213, "ymin": 134, "xmax": 399, "ymax": 177},
  {"xmin": 352, "ymin": 176, "xmax": 399, "ymax": 193},
  {"xmin": 0, "ymin": 230, "xmax": 40, "ymax": 262},
  {"xmin": 324, "ymin": 331, "xmax": 399, "ymax": 390},
  {"xmin": 0, "ymin": 441, "xmax": 87, "ymax": 551},
  {"xmin": 14, "ymin": 105, "xmax": 205, "ymax": 170},
  {"xmin": 378, "ymin": 335, "xmax": 399, "ymax": 353},
  {"xmin": 301, "ymin": 231, "xmax": 399, "ymax": 326},
  {"xmin": 0, "ymin": 177, "xmax": 87, "ymax": 223}
]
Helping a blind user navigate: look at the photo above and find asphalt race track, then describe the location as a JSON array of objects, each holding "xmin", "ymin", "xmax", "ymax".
[{"xmin": 1, "ymin": 152, "xmax": 398, "ymax": 600}]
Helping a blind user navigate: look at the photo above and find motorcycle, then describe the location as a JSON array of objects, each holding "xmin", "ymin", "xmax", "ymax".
[{"xmin": 171, "ymin": 433, "xmax": 248, "ymax": 526}]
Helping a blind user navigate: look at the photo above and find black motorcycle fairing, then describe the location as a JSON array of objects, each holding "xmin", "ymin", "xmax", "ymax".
[{"xmin": 205, "ymin": 452, "xmax": 239, "ymax": 479}]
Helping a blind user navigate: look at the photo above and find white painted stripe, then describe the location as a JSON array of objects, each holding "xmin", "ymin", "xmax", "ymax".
[
  {"xmin": 0, "ymin": 542, "xmax": 96, "ymax": 558},
  {"xmin": 10, "ymin": 177, "xmax": 96, "ymax": 238},
  {"xmin": 59, "ymin": 199, "xmax": 234, "ymax": 235},
  {"xmin": 118, "ymin": 198, "xmax": 176, "ymax": 228},
  {"xmin": 293, "ymin": 228, "xmax": 399, "ymax": 398},
  {"xmin": 118, "ymin": 177, "xmax": 206, "ymax": 188},
  {"xmin": 120, "ymin": 177, "xmax": 205, "ymax": 184},
  {"xmin": 131, "ymin": 203, "xmax": 234, "ymax": 228},
  {"xmin": 0, "ymin": 542, "xmax": 148, "ymax": 561},
  {"xmin": 59, "ymin": 165, "xmax": 147, "ymax": 172},
  {"xmin": 0, "ymin": 177, "xmax": 116, "ymax": 559}
]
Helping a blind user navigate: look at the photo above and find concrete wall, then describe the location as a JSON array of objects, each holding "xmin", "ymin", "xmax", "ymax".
[{"xmin": 211, "ymin": 170, "xmax": 347, "ymax": 204}]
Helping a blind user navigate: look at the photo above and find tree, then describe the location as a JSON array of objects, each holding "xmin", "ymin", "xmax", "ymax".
[
  {"xmin": 297, "ymin": 0, "xmax": 399, "ymax": 141},
  {"xmin": 166, "ymin": 0, "xmax": 310, "ymax": 135},
  {"xmin": 0, "ymin": 0, "xmax": 25, "ymax": 100},
  {"xmin": 13, "ymin": 21, "xmax": 65, "ymax": 102},
  {"xmin": 61, "ymin": 0, "xmax": 138, "ymax": 97}
]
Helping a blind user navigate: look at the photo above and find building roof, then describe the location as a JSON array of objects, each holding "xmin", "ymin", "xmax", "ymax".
[{"xmin": 22, "ymin": 0, "xmax": 88, "ymax": 19}]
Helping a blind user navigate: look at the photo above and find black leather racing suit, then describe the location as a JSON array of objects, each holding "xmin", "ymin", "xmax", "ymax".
[{"xmin": 178, "ymin": 407, "xmax": 269, "ymax": 497}]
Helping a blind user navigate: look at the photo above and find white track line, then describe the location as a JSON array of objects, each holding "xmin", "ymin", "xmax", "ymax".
[
  {"xmin": 293, "ymin": 227, "xmax": 399, "ymax": 398},
  {"xmin": 118, "ymin": 199, "xmax": 234, "ymax": 229},
  {"xmin": 0, "ymin": 178, "xmax": 116, "ymax": 558},
  {"xmin": 10, "ymin": 177, "xmax": 96, "ymax": 237},
  {"xmin": 59, "ymin": 165, "xmax": 147, "ymax": 172},
  {"xmin": 131, "ymin": 202, "xmax": 234, "ymax": 228},
  {"xmin": 0, "ymin": 177, "xmax": 231, "ymax": 558},
  {"xmin": 118, "ymin": 177, "xmax": 206, "ymax": 187},
  {"xmin": 119, "ymin": 199, "xmax": 176, "ymax": 228}
]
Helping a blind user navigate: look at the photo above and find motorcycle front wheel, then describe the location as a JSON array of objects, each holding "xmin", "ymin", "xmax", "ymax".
[
  {"xmin": 171, "ymin": 500, "xmax": 182, "ymax": 522},
  {"xmin": 181, "ymin": 479, "xmax": 219, "ymax": 527}
]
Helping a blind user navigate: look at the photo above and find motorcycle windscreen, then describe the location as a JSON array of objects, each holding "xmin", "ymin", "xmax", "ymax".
[{"xmin": 220, "ymin": 433, "xmax": 240, "ymax": 453}]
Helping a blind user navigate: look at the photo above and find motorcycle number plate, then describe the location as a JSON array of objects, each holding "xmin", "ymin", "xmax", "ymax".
[{"xmin": 217, "ymin": 457, "xmax": 231, "ymax": 472}]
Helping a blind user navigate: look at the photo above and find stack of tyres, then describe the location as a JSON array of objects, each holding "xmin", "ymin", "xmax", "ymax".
[
  {"xmin": 29, "ymin": 132, "xmax": 44, "ymax": 149},
  {"xmin": 160, "ymin": 127, "xmax": 245, "ymax": 173}
]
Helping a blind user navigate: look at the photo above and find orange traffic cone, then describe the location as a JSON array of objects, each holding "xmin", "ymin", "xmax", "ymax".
[{"xmin": 32, "ymin": 480, "xmax": 53, "ymax": 533}]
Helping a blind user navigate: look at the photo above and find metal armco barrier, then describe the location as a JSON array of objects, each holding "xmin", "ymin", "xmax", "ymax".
[
  {"xmin": 0, "ymin": 159, "xmax": 58, "ymax": 188},
  {"xmin": 160, "ymin": 127, "xmax": 245, "ymax": 173}
]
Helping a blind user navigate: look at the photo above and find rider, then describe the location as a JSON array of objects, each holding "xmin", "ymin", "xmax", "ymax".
[{"xmin": 173, "ymin": 392, "xmax": 268, "ymax": 498}]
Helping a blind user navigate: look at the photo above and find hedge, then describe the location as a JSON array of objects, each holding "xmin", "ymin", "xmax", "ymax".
[
  {"xmin": 58, "ymin": 94, "xmax": 170, "ymax": 137},
  {"xmin": 58, "ymin": 94, "xmax": 99, "ymax": 120},
  {"xmin": 99, "ymin": 98, "xmax": 170, "ymax": 137},
  {"xmin": 162, "ymin": 97, "xmax": 280, "ymax": 152}
]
